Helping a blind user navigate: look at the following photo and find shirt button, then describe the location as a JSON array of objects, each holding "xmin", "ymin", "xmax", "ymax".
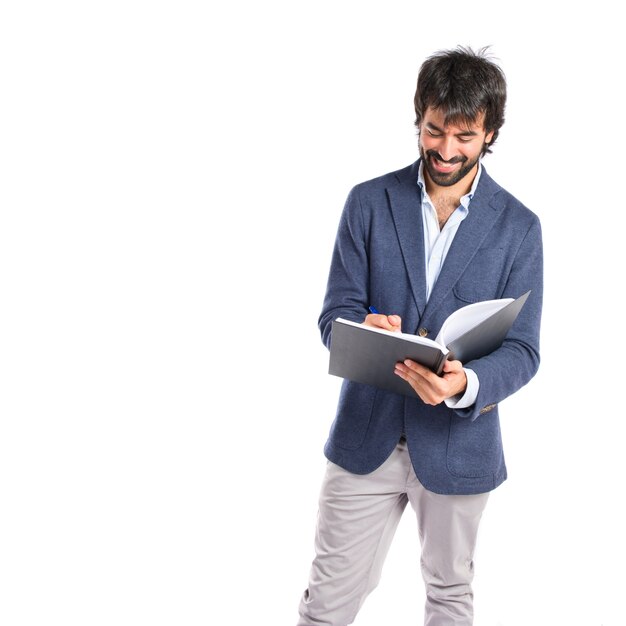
[{"xmin": 418, "ymin": 327, "xmax": 428, "ymax": 337}]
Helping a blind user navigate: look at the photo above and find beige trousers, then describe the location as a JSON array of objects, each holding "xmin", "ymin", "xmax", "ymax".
[{"xmin": 297, "ymin": 438, "xmax": 489, "ymax": 626}]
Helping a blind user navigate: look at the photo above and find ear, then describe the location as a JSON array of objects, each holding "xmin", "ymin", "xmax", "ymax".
[{"xmin": 485, "ymin": 130, "xmax": 494, "ymax": 145}]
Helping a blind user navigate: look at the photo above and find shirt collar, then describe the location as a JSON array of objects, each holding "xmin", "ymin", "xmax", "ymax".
[{"xmin": 417, "ymin": 159, "xmax": 483, "ymax": 209}]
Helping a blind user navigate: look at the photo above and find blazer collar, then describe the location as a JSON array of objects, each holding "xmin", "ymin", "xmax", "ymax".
[
  {"xmin": 386, "ymin": 159, "xmax": 503, "ymax": 321},
  {"xmin": 386, "ymin": 160, "xmax": 427, "ymax": 317}
]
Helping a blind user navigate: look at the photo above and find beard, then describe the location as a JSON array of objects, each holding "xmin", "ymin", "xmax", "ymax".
[{"xmin": 419, "ymin": 145, "xmax": 482, "ymax": 187}]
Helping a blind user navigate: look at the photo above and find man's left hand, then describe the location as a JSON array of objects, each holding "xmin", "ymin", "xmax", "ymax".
[{"xmin": 394, "ymin": 358, "xmax": 467, "ymax": 405}]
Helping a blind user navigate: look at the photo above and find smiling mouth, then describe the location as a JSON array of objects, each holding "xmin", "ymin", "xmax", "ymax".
[
  {"xmin": 426, "ymin": 150, "xmax": 466, "ymax": 172},
  {"xmin": 430, "ymin": 157, "xmax": 461, "ymax": 173}
]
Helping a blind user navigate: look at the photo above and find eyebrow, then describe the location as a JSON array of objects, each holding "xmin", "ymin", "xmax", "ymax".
[{"xmin": 425, "ymin": 122, "xmax": 479, "ymax": 137}]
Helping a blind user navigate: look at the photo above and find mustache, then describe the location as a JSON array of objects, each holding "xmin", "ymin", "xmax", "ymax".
[{"xmin": 426, "ymin": 150, "xmax": 467, "ymax": 165}]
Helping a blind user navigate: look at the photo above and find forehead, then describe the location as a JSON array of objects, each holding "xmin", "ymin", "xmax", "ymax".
[{"xmin": 422, "ymin": 107, "xmax": 486, "ymax": 132}]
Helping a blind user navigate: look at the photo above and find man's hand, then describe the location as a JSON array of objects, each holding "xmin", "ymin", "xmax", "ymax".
[
  {"xmin": 364, "ymin": 313, "xmax": 402, "ymax": 332},
  {"xmin": 394, "ymin": 357, "xmax": 467, "ymax": 405}
]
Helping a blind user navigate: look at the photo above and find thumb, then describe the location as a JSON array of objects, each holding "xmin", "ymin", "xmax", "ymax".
[
  {"xmin": 443, "ymin": 358, "xmax": 462, "ymax": 374},
  {"xmin": 387, "ymin": 315, "xmax": 401, "ymax": 329}
]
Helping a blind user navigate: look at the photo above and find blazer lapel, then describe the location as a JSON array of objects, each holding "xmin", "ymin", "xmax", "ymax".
[
  {"xmin": 422, "ymin": 167, "xmax": 502, "ymax": 321},
  {"xmin": 386, "ymin": 161, "xmax": 427, "ymax": 318}
]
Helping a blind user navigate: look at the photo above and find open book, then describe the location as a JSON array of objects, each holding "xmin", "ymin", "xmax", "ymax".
[{"xmin": 328, "ymin": 291, "xmax": 530, "ymax": 397}]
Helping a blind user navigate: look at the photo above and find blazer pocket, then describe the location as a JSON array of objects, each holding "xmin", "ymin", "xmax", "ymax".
[
  {"xmin": 453, "ymin": 248, "xmax": 506, "ymax": 303},
  {"xmin": 446, "ymin": 411, "xmax": 503, "ymax": 478}
]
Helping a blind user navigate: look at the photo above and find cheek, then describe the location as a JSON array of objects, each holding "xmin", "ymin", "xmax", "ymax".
[
  {"xmin": 460, "ymin": 145, "xmax": 482, "ymax": 161},
  {"xmin": 419, "ymin": 136, "xmax": 436, "ymax": 153}
]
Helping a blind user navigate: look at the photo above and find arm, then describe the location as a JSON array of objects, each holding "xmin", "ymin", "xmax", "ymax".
[
  {"xmin": 395, "ymin": 215, "xmax": 543, "ymax": 416},
  {"xmin": 456, "ymin": 216, "xmax": 543, "ymax": 419},
  {"xmin": 318, "ymin": 186, "xmax": 371, "ymax": 348}
]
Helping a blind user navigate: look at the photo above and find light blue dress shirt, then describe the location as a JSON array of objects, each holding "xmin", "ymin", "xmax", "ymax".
[{"xmin": 417, "ymin": 161, "xmax": 481, "ymax": 409}]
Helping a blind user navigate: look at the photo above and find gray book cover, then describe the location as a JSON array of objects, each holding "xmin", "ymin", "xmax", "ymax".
[{"xmin": 328, "ymin": 291, "xmax": 530, "ymax": 398}]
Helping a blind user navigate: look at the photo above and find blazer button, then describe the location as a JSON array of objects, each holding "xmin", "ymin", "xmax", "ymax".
[{"xmin": 418, "ymin": 327, "xmax": 428, "ymax": 337}]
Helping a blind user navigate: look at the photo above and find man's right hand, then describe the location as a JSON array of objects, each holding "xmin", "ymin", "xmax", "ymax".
[{"xmin": 363, "ymin": 313, "xmax": 402, "ymax": 332}]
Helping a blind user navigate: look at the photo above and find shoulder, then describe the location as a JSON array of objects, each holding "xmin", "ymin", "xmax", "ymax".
[
  {"xmin": 350, "ymin": 161, "xmax": 418, "ymax": 197},
  {"xmin": 340, "ymin": 162, "xmax": 419, "ymax": 222}
]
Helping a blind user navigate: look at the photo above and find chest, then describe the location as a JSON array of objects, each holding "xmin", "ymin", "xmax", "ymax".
[{"xmin": 432, "ymin": 196, "xmax": 461, "ymax": 229}]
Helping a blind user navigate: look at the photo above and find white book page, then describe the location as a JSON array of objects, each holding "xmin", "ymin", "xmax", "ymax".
[{"xmin": 435, "ymin": 298, "xmax": 513, "ymax": 346}]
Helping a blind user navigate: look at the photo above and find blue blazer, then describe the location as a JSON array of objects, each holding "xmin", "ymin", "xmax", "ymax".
[{"xmin": 319, "ymin": 160, "xmax": 543, "ymax": 495}]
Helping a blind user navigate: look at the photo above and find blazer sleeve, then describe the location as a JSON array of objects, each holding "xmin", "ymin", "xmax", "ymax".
[
  {"xmin": 454, "ymin": 215, "xmax": 543, "ymax": 421},
  {"xmin": 318, "ymin": 185, "xmax": 370, "ymax": 350}
]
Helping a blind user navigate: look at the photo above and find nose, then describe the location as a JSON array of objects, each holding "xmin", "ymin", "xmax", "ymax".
[{"xmin": 436, "ymin": 136, "xmax": 457, "ymax": 162}]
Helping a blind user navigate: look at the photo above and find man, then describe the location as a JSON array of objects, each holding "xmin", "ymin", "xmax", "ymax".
[{"xmin": 297, "ymin": 46, "xmax": 543, "ymax": 626}]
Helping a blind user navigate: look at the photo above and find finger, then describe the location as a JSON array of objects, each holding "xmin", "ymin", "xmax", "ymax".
[
  {"xmin": 402, "ymin": 359, "xmax": 431, "ymax": 376},
  {"xmin": 387, "ymin": 314, "xmax": 401, "ymax": 330},
  {"xmin": 442, "ymin": 359, "xmax": 463, "ymax": 374},
  {"xmin": 364, "ymin": 313, "xmax": 402, "ymax": 332},
  {"xmin": 394, "ymin": 362, "xmax": 418, "ymax": 382},
  {"xmin": 394, "ymin": 363, "xmax": 425, "ymax": 389},
  {"xmin": 394, "ymin": 366, "xmax": 439, "ymax": 404}
]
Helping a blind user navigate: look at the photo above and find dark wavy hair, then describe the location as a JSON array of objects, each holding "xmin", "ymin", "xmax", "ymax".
[{"xmin": 414, "ymin": 46, "xmax": 507, "ymax": 155}]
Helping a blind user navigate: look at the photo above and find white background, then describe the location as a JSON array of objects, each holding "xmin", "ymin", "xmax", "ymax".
[{"xmin": 1, "ymin": 2, "xmax": 624, "ymax": 625}]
